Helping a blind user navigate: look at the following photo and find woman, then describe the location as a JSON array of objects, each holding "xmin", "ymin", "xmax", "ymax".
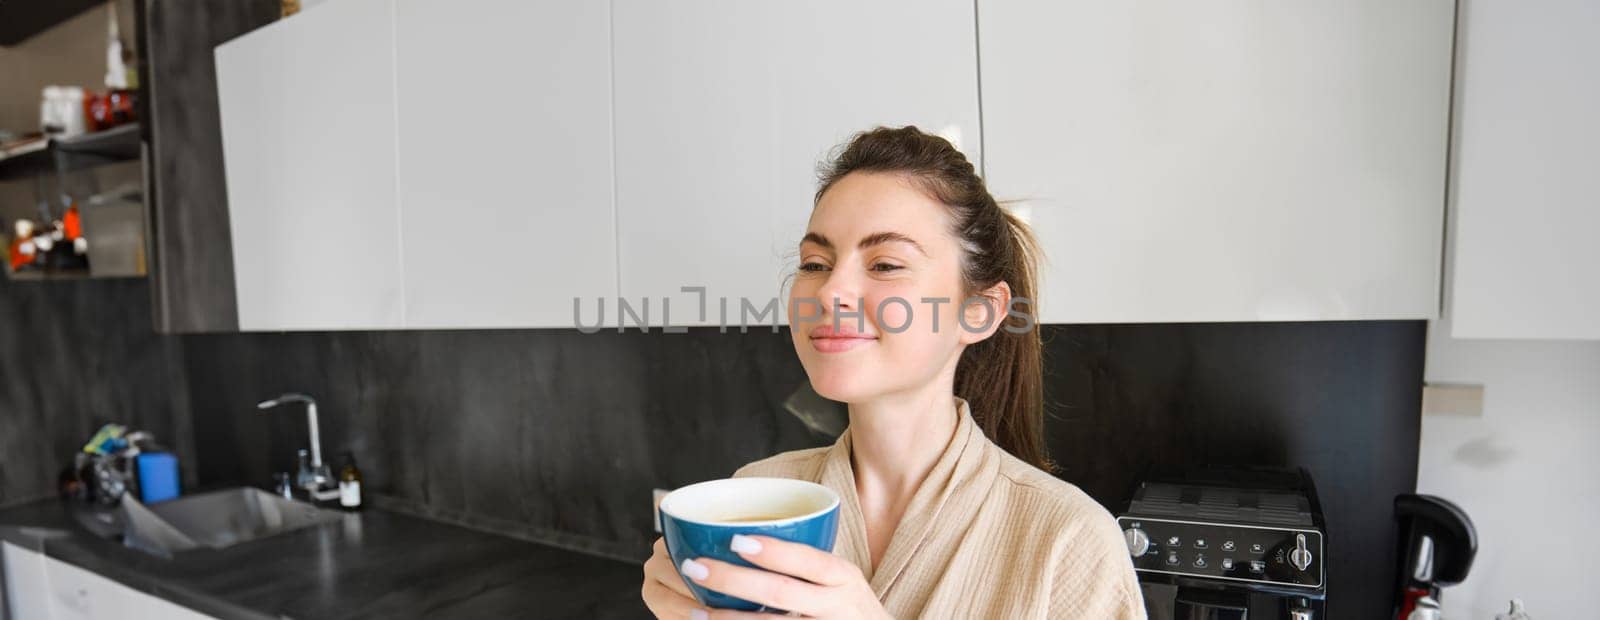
[{"xmin": 641, "ymin": 126, "xmax": 1144, "ymax": 618}]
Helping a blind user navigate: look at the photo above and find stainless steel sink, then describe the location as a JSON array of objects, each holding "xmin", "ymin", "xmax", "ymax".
[
  {"xmin": 146, "ymin": 487, "xmax": 342, "ymax": 549},
  {"xmin": 78, "ymin": 487, "xmax": 343, "ymax": 557}
]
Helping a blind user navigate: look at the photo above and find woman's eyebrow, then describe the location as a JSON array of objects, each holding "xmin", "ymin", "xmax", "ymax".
[
  {"xmin": 858, "ymin": 231, "xmax": 928, "ymax": 256},
  {"xmin": 800, "ymin": 231, "xmax": 928, "ymax": 257},
  {"xmin": 796, "ymin": 231, "xmax": 928, "ymax": 255}
]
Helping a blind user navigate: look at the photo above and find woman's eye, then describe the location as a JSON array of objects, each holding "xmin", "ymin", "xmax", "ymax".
[
  {"xmin": 871, "ymin": 263, "xmax": 904, "ymax": 272},
  {"xmin": 799, "ymin": 262, "xmax": 830, "ymax": 272}
]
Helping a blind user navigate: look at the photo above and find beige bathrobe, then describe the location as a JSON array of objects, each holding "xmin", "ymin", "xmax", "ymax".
[{"xmin": 733, "ymin": 399, "xmax": 1145, "ymax": 619}]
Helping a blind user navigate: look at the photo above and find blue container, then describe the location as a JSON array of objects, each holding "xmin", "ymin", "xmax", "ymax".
[
  {"xmin": 136, "ymin": 452, "xmax": 180, "ymax": 504},
  {"xmin": 658, "ymin": 477, "xmax": 839, "ymax": 612}
]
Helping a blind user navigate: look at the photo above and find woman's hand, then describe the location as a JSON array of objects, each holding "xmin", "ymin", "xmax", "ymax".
[
  {"xmin": 675, "ymin": 534, "xmax": 891, "ymax": 619},
  {"xmin": 643, "ymin": 537, "xmax": 705, "ymax": 618}
]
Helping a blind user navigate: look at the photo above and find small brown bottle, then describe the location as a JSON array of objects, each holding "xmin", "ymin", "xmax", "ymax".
[{"xmin": 337, "ymin": 453, "xmax": 363, "ymax": 512}]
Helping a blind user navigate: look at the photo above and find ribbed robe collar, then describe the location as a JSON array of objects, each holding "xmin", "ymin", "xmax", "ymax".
[{"xmin": 816, "ymin": 398, "xmax": 1002, "ymax": 599}]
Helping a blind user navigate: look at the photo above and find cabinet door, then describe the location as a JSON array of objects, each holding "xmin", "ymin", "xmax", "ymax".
[
  {"xmin": 980, "ymin": 0, "xmax": 1454, "ymax": 323},
  {"xmin": 42, "ymin": 555, "xmax": 213, "ymax": 620},
  {"xmin": 612, "ymin": 0, "xmax": 982, "ymax": 327},
  {"xmin": 215, "ymin": 0, "xmax": 406, "ymax": 331},
  {"xmin": 41, "ymin": 554, "xmax": 111, "ymax": 620},
  {"xmin": 1449, "ymin": 0, "xmax": 1600, "ymax": 339},
  {"xmin": 3, "ymin": 542, "xmax": 52, "ymax": 620},
  {"xmin": 394, "ymin": 0, "xmax": 617, "ymax": 329}
]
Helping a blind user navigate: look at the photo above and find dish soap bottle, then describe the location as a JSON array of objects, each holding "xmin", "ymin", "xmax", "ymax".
[{"xmin": 338, "ymin": 452, "xmax": 363, "ymax": 512}]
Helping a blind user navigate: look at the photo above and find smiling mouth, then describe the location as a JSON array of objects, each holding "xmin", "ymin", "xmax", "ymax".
[
  {"xmin": 808, "ymin": 325, "xmax": 877, "ymax": 353},
  {"xmin": 809, "ymin": 336, "xmax": 875, "ymax": 353}
]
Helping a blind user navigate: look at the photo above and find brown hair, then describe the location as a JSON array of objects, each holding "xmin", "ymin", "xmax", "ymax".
[{"xmin": 813, "ymin": 125, "xmax": 1051, "ymax": 472}]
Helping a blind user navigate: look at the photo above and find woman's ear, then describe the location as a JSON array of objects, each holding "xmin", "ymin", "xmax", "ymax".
[{"xmin": 958, "ymin": 281, "xmax": 1012, "ymax": 345}]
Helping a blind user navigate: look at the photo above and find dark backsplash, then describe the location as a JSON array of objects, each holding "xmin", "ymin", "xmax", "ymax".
[
  {"xmin": 1041, "ymin": 321, "xmax": 1424, "ymax": 620},
  {"xmin": 179, "ymin": 328, "xmax": 825, "ymax": 560},
  {"xmin": 0, "ymin": 278, "xmax": 194, "ymax": 506},
  {"xmin": 1, "ymin": 278, "xmax": 1422, "ymax": 619}
]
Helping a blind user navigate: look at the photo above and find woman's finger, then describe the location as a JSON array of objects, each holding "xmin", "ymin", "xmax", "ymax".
[
  {"xmin": 642, "ymin": 576, "xmax": 707, "ymax": 619},
  {"xmin": 728, "ymin": 534, "xmax": 860, "ymax": 587},
  {"xmin": 646, "ymin": 539, "xmax": 697, "ymax": 598},
  {"xmin": 646, "ymin": 557, "xmax": 697, "ymax": 600},
  {"xmin": 682, "ymin": 556, "xmax": 825, "ymax": 615}
]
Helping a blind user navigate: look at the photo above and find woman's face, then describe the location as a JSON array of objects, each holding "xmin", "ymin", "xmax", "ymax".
[{"xmin": 789, "ymin": 171, "xmax": 984, "ymax": 404}]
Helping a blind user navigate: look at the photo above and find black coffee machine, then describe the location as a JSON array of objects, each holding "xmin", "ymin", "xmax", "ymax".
[{"xmin": 1117, "ymin": 466, "xmax": 1327, "ymax": 619}]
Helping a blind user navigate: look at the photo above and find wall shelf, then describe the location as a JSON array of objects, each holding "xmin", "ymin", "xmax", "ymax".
[
  {"xmin": 0, "ymin": 124, "xmax": 142, "ymax": 183},
  {"xmin": 2, "ymin": 125, "xmax": 147, "ymax": 282}
]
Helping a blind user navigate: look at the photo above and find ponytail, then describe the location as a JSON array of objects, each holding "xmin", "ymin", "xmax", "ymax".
[{"xmin": 953, "ymin": 207, "xmax": 1049, "ymax": 472}]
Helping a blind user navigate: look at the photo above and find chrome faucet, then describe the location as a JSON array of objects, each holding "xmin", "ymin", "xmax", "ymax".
[{"xmin": 257, "ymin": 393, "xmax": 336, "ymax": 499}]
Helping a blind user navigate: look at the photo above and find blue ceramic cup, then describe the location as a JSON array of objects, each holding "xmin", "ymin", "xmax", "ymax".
[{"xmin": 658, "ymin": 477, "xmax": 840, "ymax": 611}]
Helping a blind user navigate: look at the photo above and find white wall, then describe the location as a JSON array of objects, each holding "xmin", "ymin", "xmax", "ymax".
[{"xmin": 1420, "ymin": 316, "xmax": 1599, "ymax": 618}]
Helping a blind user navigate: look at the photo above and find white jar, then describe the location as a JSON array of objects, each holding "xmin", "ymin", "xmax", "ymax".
[{"xmin": 40, "ymin": 86, "xmax": 88, "ymax": 138}]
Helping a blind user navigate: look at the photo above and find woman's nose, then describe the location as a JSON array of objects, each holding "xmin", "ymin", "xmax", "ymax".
[{"xmin": 816, "ymin": 272, "xmax": 860, "ymax": 313}]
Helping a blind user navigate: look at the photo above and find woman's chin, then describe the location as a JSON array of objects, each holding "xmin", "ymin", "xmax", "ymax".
[{"xmin": 805, "ymin": 371, "xmax": 882, "ymax": 404}]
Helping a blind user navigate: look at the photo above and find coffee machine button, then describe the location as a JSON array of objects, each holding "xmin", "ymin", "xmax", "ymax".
[
  {"xmin": 1290, "ymin": 533, "xmax": 1314, "ymax": 571},
  {"xmin": 1221, "ymin": 558, "xmax": 1234, "ymax": 570},
  {"xmin": 1167, "ymin": 552, "xmax": 1181, "ymax": 566},
  {"xmin": 1193, "ymin": 554, "xmax": 1207, "ymax": 568},
  {"xmin": 1123, "ymin": 528, "xmax": 1151, "ymax": 557},
  {"xmin": 1194, "ymin": 538, "xmax": 1208, "ymax": 549},
  {"xmin": 1222, "ymin": 540, "xmax": 1236, "ymax": 551},
  {"xmin": 1249, "ymin": 560, "xmax": 1266, "ymax": 573},
  {"xmin": 1250, "ymin": 542, "xmax": 1265, "ymax": 554},
  {"xmin": 1168, "ymin": 535, "xmax": 1181, "ymax": 547}
]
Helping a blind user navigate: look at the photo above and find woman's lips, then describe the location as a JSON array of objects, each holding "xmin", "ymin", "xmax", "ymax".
[{"xmin": 809, "ymin": 324, "xmax": 877, "ymax": 353}]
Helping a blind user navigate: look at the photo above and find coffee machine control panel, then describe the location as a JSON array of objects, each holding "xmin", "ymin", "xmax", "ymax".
[{"xmin": 1117, "ymin": 517, "xmax": 1323, "ymax": 589}]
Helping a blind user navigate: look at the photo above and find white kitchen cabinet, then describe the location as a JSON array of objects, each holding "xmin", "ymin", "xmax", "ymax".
[
  {"xmin": 216, "ymin": 0, "xmax": 406, "ymax": 331},
  {"xmin": 3, "ymin": 542, "xmax": 212, "ymax": 620},
  {"xmin": 218, "ymin": 0, "xmax": 617, "ymax": 331},
  {"xmin": 611, "ymin": 0, "xmax": 982, "ymax": 327},
  {"xmin": 393, "ymin": 0, "xmax": 617, "ymax": 329},
  {"xmin": 1448, "ymin": 0, "xmax": 1600, "ymax": 340},
  {"xmin": 43, "ymin": 554, "xmax": 214, "ymax": 620},
  {"xmin": 44, "ymin": 554, "xmax": 108, "ymax": 620},
  {"xmin": 4, "ymin": 542, "xmax": 51, "ymax": 619},
  {"xmin": 980, "ymin": 0, "xmax": 1455, "ymax": 324}
]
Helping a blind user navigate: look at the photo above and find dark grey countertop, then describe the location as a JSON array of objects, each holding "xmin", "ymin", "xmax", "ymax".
[{"xmin": 0, "ymin": 498, "xmax": 648, "ymax": 619}]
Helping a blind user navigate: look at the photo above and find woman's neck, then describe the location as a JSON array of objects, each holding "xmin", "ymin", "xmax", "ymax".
[
  {"xmin": 846, "ymin": 380, "xmax": 962, "ymax": 499},
  {"xmin": 844, "ymin": 362, "xmax": 965, "ymax": 571}
]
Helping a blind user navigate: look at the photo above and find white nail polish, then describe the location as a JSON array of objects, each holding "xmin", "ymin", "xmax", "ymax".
[
  {"xmin": 680, "ymin": 558, "xmax": 710, "ymax": 581},
  {"xmin": 730, "ymin": 534, "xmax": 763, "ymax": 554},
  {"xmin": 689, "ymin": 609, "xmax": 709, "ymax": 620}
]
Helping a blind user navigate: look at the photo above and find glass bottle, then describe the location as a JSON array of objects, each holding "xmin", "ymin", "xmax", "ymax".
[
  {"xmin": 273, "ymin": 472, "xmax": 293, "ymax": 499},
  {"xmin": 294, "ymin": 449, "xmax": 314, "ymax": 491},
  {"xmin": 338, "ymin": 453, "xmax": 363, "ymax": 512}
]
